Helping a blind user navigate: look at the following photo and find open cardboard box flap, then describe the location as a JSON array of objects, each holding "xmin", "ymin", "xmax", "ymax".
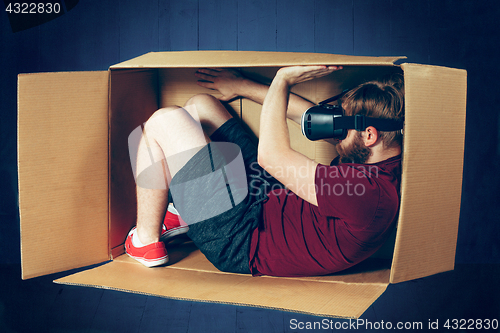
[
  {"xmin": 18, "ymin": 51, "xmax": 467, "ymax": 318},
  {"xmin": 18, "ymin": 71, "xmax": 110, "ymax": 279},
  {"xmin": 110, "ymin": 50, "xmax": 406, "ymax": 69}
]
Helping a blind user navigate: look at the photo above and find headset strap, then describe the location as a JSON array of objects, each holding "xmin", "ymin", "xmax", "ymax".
[
  {"xmin": 319, "ymin": 89, "xmax": 351, "ymax": 105},
  {"xmin": 334, "ymin": 115, "xmax": 404, "ymax": 132}
]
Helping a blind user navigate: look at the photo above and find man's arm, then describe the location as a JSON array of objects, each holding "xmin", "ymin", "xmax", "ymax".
[
  {"xmin": 195, "ymin": 68, "xmax": 314, "ymax": 124},
  {"xmin": 257, "ymin": 66, "xmax": 342, "ymax": 206}
]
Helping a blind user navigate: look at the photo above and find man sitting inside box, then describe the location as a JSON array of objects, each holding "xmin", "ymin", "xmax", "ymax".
[{"xmin": 125, "ymin": 65, "xmax": 404, "ymax": 277}]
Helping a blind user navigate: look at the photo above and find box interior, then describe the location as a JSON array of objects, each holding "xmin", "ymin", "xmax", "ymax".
[{"xmin": 108, "ymin": 65, "xmax": 403, "ymax": 262}]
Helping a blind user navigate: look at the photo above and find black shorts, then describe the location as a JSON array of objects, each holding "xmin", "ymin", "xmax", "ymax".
[{"xmin": 169, "ymin": 118, "xmax": 283, "ymax": 274}]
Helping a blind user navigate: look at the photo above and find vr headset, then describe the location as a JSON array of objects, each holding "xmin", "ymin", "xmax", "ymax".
[{"xmin": 301, "ymin": 89, "xmax": 404, "ymax": 141}]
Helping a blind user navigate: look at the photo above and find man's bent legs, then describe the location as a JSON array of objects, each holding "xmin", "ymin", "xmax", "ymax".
[
  {"xmin": 135, "ymin": 95, "xmax": 233, "ymax": 245},
  {"xmin": 136, "ymin": 105, "xmax": 207, "ymax": 245}
]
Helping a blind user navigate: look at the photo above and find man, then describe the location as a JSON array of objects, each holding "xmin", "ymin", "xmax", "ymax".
[{"xmin": 125, "ymin": 66, "xmax": 404, "ymax": 277}]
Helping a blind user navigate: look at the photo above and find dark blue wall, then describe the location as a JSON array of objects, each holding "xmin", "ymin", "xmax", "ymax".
[{"xmin": 1, "ymin": 0, "xmax": 499, "ymax": 264}]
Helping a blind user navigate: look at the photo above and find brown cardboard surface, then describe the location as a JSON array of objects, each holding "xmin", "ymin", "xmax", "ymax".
[
  {"xmin": 390, "ymin": 64, "xmax": 467, "ymax": 283},
  {"xmin": 18, "ymin": 71, "xmax": 110, "ymax": 279},
  {"xmin": 158, "ymin": 68, "xmax": 241, "ymax": 116},
  {"xmin": 111, "ymin": 51, "xmax": 406, "ymax": 69},
  {"xmin": 56, "ymin": 242, "xmax": 390, "ymax": 319}
]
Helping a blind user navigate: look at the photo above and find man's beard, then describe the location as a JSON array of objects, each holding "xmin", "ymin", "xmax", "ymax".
[{"xmin": 336, "ymin": 132, "xmax": 371, "ymax": 164}]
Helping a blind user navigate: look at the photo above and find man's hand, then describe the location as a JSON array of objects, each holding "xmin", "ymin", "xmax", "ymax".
[
  {"xmin": 195, "ymin": 68, "xmax": 248, "ymax": 101},
  {"xmin": 275, "ymin": 65, "xmax": 343, "ymax": 86}
]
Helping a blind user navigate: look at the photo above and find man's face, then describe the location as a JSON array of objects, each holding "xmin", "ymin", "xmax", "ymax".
[{"xmin": 335, "ymin": 130, "xmax": 371, "ymax": 164}]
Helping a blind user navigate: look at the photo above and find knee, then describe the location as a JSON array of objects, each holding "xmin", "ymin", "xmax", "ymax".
[
  {"xmin": 145, "ymin": 105, "xmax": 184, "ymax": 129},
  {"xmin": 184, "ymin": 93, "xmax": 220, "ymax": 109},
  {"xmin": 183, "ymin": 94, "xmax": 232, "ymax": 135},
  {"xmin": 184, "ymin": 93, "xmax": 230, "ymax": 122},
  {"xmin": 152, "ymin": 105, "xmax": 182, "ymax": 116},
  {"xmin": 148, "ymin": 105, "xmax": 183, "ymax": 120}
]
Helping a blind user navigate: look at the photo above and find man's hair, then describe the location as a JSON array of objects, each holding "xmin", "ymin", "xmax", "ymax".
[{"xmin": 341, "ymin": 74, "xmax": 405, "ymax": 148}]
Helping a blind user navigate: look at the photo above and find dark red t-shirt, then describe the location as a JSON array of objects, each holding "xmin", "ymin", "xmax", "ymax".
[{"xmin": 249, "ymin": 155, "xmax": 401, "ymax": 277}]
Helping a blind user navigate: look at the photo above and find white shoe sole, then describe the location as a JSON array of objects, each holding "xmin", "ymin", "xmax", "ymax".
[
  {"xmin": 126, "ymin": 252, "xmax": 169, "ymax": 267},
  {"xmin": 160, "ymin": 225, "xmax": 189, "ymax": 242}
]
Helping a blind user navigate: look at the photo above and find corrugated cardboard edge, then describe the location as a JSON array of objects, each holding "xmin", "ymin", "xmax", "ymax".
[
  {"xmin": 390, "ymin": 63, "xmax": 467, "ymax": 283},
  {"xmin": 55, "ymin": 254, "xmax": 389, "ymax": 319},
  {"xmin": 111, "ymin": 51, "xmax": 406, "ymax": 69}
]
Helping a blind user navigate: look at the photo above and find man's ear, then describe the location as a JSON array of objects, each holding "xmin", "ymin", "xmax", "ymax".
[{"xmin": 363, "ymin": 126, "xmax": 379, "ymax": 147}]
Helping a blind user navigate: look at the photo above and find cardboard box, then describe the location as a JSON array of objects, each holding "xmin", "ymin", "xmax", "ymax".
[{"xmin": 18, "ymin": 51, "xmax": 467, "ymax": 318}]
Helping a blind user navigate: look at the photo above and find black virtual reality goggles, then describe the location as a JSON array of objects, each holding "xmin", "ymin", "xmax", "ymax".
[{"xmin": 301, "ymin": 89, "xmax": 404, "ymax": 141}]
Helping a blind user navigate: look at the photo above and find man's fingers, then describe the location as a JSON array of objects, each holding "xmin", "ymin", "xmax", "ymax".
[
  {"xmin": 195, "ymin": 71, "xmax": 217, "ymax": 81},
  {"xmin": 303, "ymin": 65, "xmax": 343, "ymax": 76},
  {"xmin": 196, "ymin": 68, "xmax": 222, "ymax": 77},
  {"xmin": 277, "ymin": 65, "xmax": 344, "ymax": 86},
  {"xmin": 196, "ymin": 80, "xmax": 215, "ymax": 89},
  {"xmin": 325, "ymin": 65, "xmax": 343, "ymax": 70},
  {"xmin": 302, "ymin": 65, "xmax": 342, "ymax": 76}
]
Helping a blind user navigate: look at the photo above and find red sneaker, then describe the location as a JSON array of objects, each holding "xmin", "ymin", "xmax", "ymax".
[
  {"xmin": 160, "ymin": 204, "xmax": 189, "ymax": 242},
  {"xmin": 125, "ymin": 227, "xmax": 169, "ymax": 267}
]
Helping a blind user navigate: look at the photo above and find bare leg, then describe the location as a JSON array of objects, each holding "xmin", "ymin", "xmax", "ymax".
[
  {"xmin": 135, "ymin": 96, "xmax": 232, "ymax": 245},
  {"xmin": 183, "ymin": 94, "xmax": 234, "ymax": 137},
  {"xmin": 135, "ymin": 105, "xmax": 207, "ymax": 244}
]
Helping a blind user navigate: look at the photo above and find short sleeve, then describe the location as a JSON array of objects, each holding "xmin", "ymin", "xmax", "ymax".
[{"xmin": 314, "ymin": 163, "xmax": 380, "ymax": 224}]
